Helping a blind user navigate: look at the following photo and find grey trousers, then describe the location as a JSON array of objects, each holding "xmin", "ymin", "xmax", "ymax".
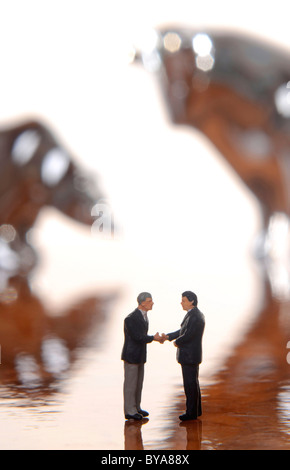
[{"xmin": 123, "ymin": 362, "xmax": 144, "ymax": 415}]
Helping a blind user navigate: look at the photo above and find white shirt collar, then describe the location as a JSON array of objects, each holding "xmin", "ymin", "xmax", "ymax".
[{"xmin": 139, "ymin": 309, "xmax": 148, "ymax": 320}]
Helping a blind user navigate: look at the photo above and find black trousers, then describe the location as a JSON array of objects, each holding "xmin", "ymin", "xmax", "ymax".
[{"xmin": 181, "ymin": 364, "xmax": 202, "ymax": 418}]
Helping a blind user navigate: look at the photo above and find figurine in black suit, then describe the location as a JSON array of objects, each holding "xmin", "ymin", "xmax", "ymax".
[
  {"xmin": 121, "ymin": 292, "xmax": 162, "ymax": 420},
  {"xmin": 163, "ymin": 291, "xmax": 205, "ymax": 421}
]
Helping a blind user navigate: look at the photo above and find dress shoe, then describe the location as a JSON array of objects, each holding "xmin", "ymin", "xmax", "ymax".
[
  {"xmin": 179, "ymin": 413, "xmax": 197, "ymax": 421},
  {"xmin": 137, "ymin": 409, "xmax": 149, "ymax": 417},
  {"xmin": 125, "ymin": 413, "xmax": 143, "ymax": 420}
]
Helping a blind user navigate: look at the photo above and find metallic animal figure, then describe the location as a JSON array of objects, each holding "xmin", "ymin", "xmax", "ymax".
[
  {"xmin": 0, "ymin": 119, "xmax": 119, "ymax": 398},
  {"xmin": 135, "ymin": 26, "xmax": 290, "ymax": 298},
  {"xmin": 0, "ymin": 119, "xmax": 102, "ymax": 284},
  {"xmin": 135, "ymin": 27, "xmax": 290, "ymax": 223}
]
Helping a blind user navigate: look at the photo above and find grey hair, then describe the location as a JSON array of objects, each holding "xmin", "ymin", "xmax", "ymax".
[{"xmin": 137, "ymin": 292, "xmax": 152, "ymax": 304}]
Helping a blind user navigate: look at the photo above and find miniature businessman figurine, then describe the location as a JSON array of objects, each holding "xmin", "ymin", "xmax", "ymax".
[
  {"xmin": 162, "ymin": 291, "xmax": 205, "ymax": 421},
  {"xmin": 121, "ymin": 292, "xmax": 162, "ymax": 420}
]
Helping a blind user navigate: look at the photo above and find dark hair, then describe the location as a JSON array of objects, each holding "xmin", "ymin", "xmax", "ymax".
[{"xmin": 182, "ymin": 291, "xmax": 198, "ymax": 306}]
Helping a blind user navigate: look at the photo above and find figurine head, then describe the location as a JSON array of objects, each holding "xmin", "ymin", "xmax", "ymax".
[
  {"xmin": 137, "ymin": 292, "xmax": 154, "ymax": 311},
  {"xmin": 181, "ymin": 291, "xmax": 198, "ymax": 310}
]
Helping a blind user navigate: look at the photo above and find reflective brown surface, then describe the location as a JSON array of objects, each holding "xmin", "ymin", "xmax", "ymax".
[
  {"xmin": 0, "ymin": 270, "xmax": 289, "ymax": 449},
  {"xmin": 0, "ymin": 274, "xmax": 116, "ymax": 398}
]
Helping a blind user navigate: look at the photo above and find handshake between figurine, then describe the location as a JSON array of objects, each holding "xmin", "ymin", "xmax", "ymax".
[{"xmin": 153, "ymin": 332, "xmax": 177, "ymax": 347}]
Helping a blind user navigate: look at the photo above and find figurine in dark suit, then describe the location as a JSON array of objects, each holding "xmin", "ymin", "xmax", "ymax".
[
  {"xmin": 121, "ymin": 292, "xmax": 162, "ymax": 420},
  {"xmin": 163, "ymin": 291, "xmax": 205, "ymax": 421}
]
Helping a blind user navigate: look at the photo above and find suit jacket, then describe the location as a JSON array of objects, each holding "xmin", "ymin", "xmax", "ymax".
[
  {"xmin": 121, "ymin": 308, "xmax": 154, "ymax": 364},
  {"xmin": 167, "ymin": 307, "xmax": 205, "ymax": 365}
]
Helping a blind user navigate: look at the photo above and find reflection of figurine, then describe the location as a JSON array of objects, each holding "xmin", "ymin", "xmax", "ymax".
[
  {"xmin": 0, "ymin": 274, "xmax": 115, "ymax": 395},
  {"xmin": 135, "ymin": 28, "xmax": 290, "ymax": 298},
  {"xmin": 179, "ymin": 420, "xmax": 202, "ymax": 450},
  {"xmin": 124, "ymin": 419, "xmax": 148, "ymax": 450},
  {"xmin": 121, "ymin": 292, "xmax": 163, "ymax": 420},
  {"xmin": 0, "ymin": 119, "xmax": 102, "ymax": 290},
  {"xmin": 162, "ymin": 291, "xmax": 205, "ymax": 421}
]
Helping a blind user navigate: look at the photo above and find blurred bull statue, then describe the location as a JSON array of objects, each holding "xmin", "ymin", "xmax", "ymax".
[
  {"xmin": 135, "ymin": 27, "xmax": 290, "ymax": 298},
  {"xmin": 0, "ymin": 119, "xmax": 116, "ymax": 395},
  {"xmin": 0, "ymin": 119, "xmax": 103, "ymax": 288}
]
